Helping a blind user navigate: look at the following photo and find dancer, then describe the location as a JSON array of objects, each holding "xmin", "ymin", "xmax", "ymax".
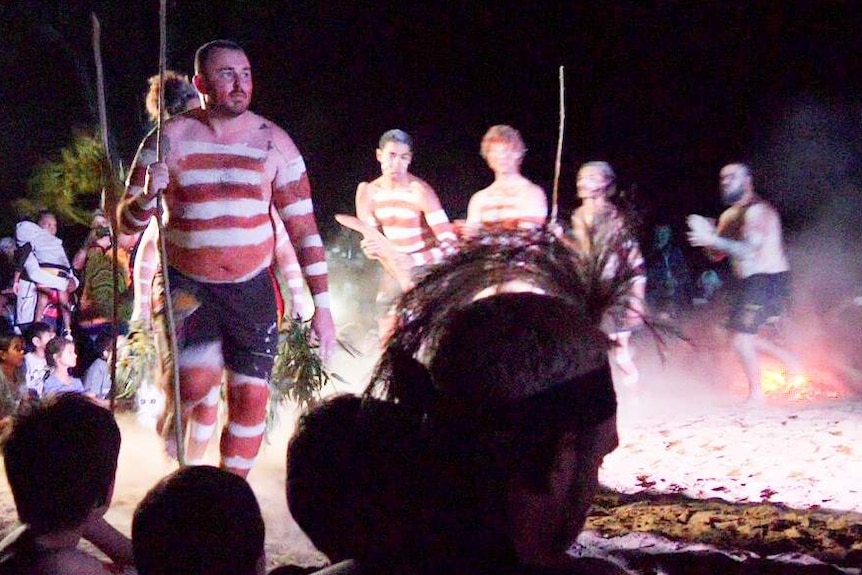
[
  {"xmin": 570, "ymin": 161, "xmax": 646, "ymax": 395},
  {"xmin": 118, "ymin": 39, "xmax": 335, "ymax": 476},
  {"xmin": 354, "ymin": 129, "xmax": 457, "ymax": 340},
  {"xmin": 464, "ymin": 125, "xmax": 547, "ymax": 235},
  {"xmin": 687, "ymin": 163, "xmax": 798, "ymax": 402}
]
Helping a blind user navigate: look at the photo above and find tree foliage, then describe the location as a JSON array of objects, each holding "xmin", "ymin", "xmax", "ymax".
[{"xmin": 17, "ymin": 132, "xmax": 113, "ymax": 225}]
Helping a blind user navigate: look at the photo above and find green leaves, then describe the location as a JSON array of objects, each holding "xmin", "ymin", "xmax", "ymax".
[{"xmin": 268, "ymin": 316, "xmax": 344, "ymax": 430}]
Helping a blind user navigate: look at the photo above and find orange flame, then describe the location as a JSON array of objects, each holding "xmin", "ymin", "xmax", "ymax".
[{"xmin": 760, "ymin": 363, "xmax": 847, "ymax": 400}]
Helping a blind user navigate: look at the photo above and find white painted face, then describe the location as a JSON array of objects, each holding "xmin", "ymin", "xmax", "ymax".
[
  {"xmin": 485, "ymin": 142, "xmax": 523, "ymax": 175},
  {"xmin": 135, "ymin": 382, "xmax": 167, "ymax": 429},
  {"xmin": 376, "ymin": 141, "xmax": 413, "ymax": 180},
  {"xmin": 576, "ymin": 166, "xmax": 609, "ymax": 200}
]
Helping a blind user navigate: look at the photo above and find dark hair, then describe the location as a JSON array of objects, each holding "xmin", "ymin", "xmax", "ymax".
[
  {"xmin": 133, "ymin": 465, "xmax": 264, "ymax": 575},
  {"xmin": 36, "ymin": 209, "xmax": 56, "ymax": 226},
  {"xmin": 378, "ymin": 129, "xmax": 413, "ymax": 150},
  {"xmin": 0, "ymin": 332, "xmax": 22, "ymax": 356},
  {"xmin": 94, "ymin": 332, "xmax": 114, "ymax": 358},
  {"xmin": 24, "ymin": 322, "xmax": 54, "ymax": 349},
  {"xmin": 1, "ymin": 394, "xmax": 120, "ymax": 533},
  {"xmin": 45, "ymin": 336, "xmax": 72, "ymax": 368},
  {"xmin": 286, "ymin": 395, "xmax": 426, "ymax": 568},
  {"xmin": 194, "ymin": 39, "xmax": 245, "ymax": 75}
]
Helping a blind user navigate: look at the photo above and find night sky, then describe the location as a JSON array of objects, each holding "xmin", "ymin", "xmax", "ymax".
[{"xmin": 2, "ymin": 1, "xmax": 862, "ymax": 254}]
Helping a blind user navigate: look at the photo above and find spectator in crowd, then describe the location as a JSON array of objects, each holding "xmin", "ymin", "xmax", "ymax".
[
  {"xmin": 22, "ymin": 321, "xmax": 53, "ymax": 397},
  {"xmin": 133, "ymin": 465, "xmax": 265, "ymax": 575},
  {"xmin": 41, "ymin": 336, "xmax": 85, "ymax": 397},
  {"xmin": 84, "ymin": 331, "xmax": 114, "ymax": 408},
  {"xmin": 0, "ymin": 331, "xmax": 25, "ymax": 427},
  {"xmin": 287, "ymin": 229, "xmax": 634, "ymax": 575},
  {"xmin": 0, "ymin": 393, "xmax": 134, "ymax": 574}
]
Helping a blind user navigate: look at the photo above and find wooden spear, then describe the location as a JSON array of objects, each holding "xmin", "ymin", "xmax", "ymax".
[
  {"xmin": 549, "ymin": 66, "xmax": 566, "ymax": 225},
  {"xmin": 153, "ymin": 0, "xmax": 186, "ymax": 466},
  {"xmin": 90, "ymin": 14, "xmax": 120, "ymax": 412}
]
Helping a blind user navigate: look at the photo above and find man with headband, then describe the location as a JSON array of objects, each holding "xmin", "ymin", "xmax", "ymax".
[
  {"xmin": 687, "ymin": 163, "xmax": 800, "ymax": 403},
  {"xmin": 286, "ymin": 229, "xmax": 633, "ymax": 574}
]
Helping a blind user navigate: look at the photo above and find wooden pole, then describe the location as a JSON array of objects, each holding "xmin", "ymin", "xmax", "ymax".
[
  {"xmin": 90, "ymin": 14, "xmax": 120, "ymax": 412},
  {"xmin": 549, "ymin": 66, "xmax": 566, "ymax": 225},
  {"xmin": 153, "ymin": 0, "xmax": 186, "ymax": 466}
]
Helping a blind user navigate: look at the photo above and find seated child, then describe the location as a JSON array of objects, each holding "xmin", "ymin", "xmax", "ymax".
[
  {"xmin": 133, "ymin": 465, "xmax": 265, "ymax": 575},
  {"xmin": 84, "ymin": 332, "xmax": 114, "ymax": 408},
  {"xmin": 0, "ymin": 393, "xmax": 134, "ymax": 574},
  {"xmin": 0, "ymin": 332, "xmax": 26, "ymax": 427},
  {"xmin": 41, "ymin": 337, "xmax": 85, "ymax": 397},
  {"xmin": 23, "ymin": 322, "xmax": 53, "ymax": 397}
]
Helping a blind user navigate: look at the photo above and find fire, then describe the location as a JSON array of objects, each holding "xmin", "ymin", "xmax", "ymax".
[{"xmin": 760, "ymin": 364, "xmax": 847, "ymax": 400}]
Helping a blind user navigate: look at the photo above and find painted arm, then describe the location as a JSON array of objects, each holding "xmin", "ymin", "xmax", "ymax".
[
  {"xmin": 413, "ymin": 182, "xmax": 457, "ymax": 265},
  {"xmin": 271, "ymin": 130, "xmax": 335, "ymax": 360},
  {"xmin": 118, "ymin": 132, "xmax": 164, "ymax": 235},
  {"xmin": 271, "ymin": 207, "xmax": 306, "ymax": 319}
]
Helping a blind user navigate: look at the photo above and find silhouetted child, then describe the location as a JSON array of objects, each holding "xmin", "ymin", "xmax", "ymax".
[
  {"xmin": 133, "ymin": 465, "xmax": 265, "ymax": 575},
  {"xmin": 0, "ymin": 393, "xmax": 134, "ymax": 574}
]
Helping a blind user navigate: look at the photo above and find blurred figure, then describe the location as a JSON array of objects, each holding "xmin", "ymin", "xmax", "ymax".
[
  {"xmin": 688, "ymin": 163, "xmax": 800, "ymax": 402},
  {"xmin": 570, "ymin": 161, "xmax": 646, "ymax": 396},
  {"xmin": 464, "ymin": 125, "xmax": 548, "ymax": 235},
  {"xmin": 0, "ymin": 394, "xmax": 134, "ymax": 574},
  {"xmin": 287, "ymin": 229, "xmax": 635, "ymax": 575},
  {"xmin": 13, "ymin": 211, "xmax": 78, "ymax": 336},
  {"xmin": 645, "ymin": 224, "xmax": 693, "ymax": 319}
]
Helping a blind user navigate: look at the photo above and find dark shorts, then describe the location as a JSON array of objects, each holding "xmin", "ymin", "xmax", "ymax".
[
  {"xmin": 167, "ymin": 269, "xmax": 278, "ymax": 380},
  {"xmin": 729, "ymin": 272, "xmax": 791, "ymax": 334}
]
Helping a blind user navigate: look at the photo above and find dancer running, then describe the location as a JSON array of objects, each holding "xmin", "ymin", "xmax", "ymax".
[{"xmin": 687, "ymin": 163, "xmax": 799, "ymax": 402}]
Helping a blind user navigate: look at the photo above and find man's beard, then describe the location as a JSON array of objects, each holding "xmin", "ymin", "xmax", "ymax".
[
  {"xmin": 722, "ymin": 187, "xmax": 744, "ymax": 205},
  {"xmin": 214, "ymin": 93, "xmax": 249, "ymax": 117}
]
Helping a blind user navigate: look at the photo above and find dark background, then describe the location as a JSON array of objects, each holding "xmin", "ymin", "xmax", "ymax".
[{"xmin": 2, "ymin": 1, "xmax": 862, "ymax": 261}]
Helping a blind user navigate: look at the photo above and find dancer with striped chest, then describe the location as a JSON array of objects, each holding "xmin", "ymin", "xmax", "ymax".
[
  {"xmin": 118, "ymin": 39, "xmax": 335, "ymax": 477},
  {"xmin": 354, "ymin": 129, "xmax": 457, "ymax": 341}
]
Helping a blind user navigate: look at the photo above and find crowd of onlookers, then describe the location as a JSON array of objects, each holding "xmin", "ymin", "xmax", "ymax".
[{"xmin": 0, "ymin": 227, "xmax": 647, "ymax": 575}]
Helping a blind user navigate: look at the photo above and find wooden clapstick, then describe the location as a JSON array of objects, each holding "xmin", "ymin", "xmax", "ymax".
[{"xmin": 335, "ymin": 214, "xmax": 414, "ymax": 291}]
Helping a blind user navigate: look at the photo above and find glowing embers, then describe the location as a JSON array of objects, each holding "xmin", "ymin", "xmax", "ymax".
[{"xmin": 759, "ymin": 360, "xmax": 850, "ymax": 401}]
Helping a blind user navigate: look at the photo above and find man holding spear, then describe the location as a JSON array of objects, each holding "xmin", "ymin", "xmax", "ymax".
[{"xmin": 118, "ymin": 39, "xmax": 335, "ymax": 477}]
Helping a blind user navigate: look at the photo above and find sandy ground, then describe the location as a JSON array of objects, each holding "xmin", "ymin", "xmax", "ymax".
[{"xmin": 1, "ymin": 324, "xmax": 861, "ymax": 573}]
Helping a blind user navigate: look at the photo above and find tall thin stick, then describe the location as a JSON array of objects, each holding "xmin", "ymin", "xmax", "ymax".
[
  {"xmin": 550, "ymin": 66, "xmax": 566, "ymax": 225},
  {"xmin": 152, "ymin": 0, "xmax": 186, "ymax": 466},
  {"xmin": 91, "ymin": 14, "xmax": 120, "ymax": 412}
]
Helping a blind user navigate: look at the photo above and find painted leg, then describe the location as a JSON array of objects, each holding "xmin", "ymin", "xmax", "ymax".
[
  {"xmin": 221, "ymin": 370, "xmax": 270, "ymax": 478},
  {"xmin": 609, "ymin": 331, "xmax": 639, "ymax": 391},
  {"xmin": 732, "ymin": 332, "xmax": 763, "ymax": 402},
  {"xmin": 753, "ymin": 336, "xmax": 803, "ymax": 375},
  {"xmin": 166, "ymin": 341, "xmax": 224, "ymax": 462}
]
